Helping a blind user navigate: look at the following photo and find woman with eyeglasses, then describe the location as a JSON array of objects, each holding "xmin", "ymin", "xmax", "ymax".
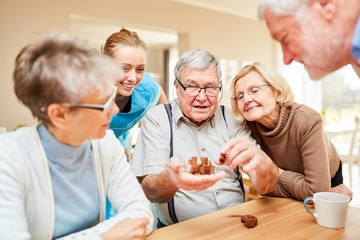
[
  {"xmin": 229, "ymin": 62, "xmax": 352, "ymax": 201},
  {"xmin": 0, "ymin": 32, "xmax": 153, "ymax": 239},
  {"xmin": 102, "ymin": 28, "xmax": 167, "ymax": 151}
]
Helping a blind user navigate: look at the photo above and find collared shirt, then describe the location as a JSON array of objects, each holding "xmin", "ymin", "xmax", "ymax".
[
  {"xmin": 131, "ymin": 100, "xmax": 254, "ymax": 225},
  {"xmin": 351, "ymin": 15, "xmax": 360, "ymax": 66}
]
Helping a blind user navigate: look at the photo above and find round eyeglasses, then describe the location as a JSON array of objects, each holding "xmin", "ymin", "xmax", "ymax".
[{"xmin": 231, "ymin": 84, "xmax": 270, "ymax": 102}]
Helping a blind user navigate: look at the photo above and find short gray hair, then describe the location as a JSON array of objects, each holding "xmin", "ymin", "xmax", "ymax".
[
  {"xmin": 13, "ymin": 31, "xmax": 121, "ymax": 123},
  {"xmin": 258, "ymin": 0, "xmax": 309, "ymax": 21},
  {"xmin": 174, "ymin": 48, "xmax": 222, "ymax": 81}
]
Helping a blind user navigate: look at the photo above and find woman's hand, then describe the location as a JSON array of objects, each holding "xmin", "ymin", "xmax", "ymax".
[
  {"xmin": 100, "ymin": 217, "xmax": 149, "ymax": 240},
  {"xmin": 330, "ymin": 184, "xmax": 353, "ymax": 201}
]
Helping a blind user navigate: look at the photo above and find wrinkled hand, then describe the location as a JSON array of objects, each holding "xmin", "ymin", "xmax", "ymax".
[
  {"xmin": 215, "ymin": 138, "xmax": 272, "ymax": 173},
  {"xmin": 216, "ymin": 138, "xmax": 278, "ymax": 194},
  {"xmin": 100, "ymin": 217, "xmax": 149, "ymax": 240},
  {"xmin": 165, "ymin": 156, "xmax": 225, "ymax": 191},
  {"xmin": 330, "ymin": 184, "xmax": 353, "ymax": 201}
]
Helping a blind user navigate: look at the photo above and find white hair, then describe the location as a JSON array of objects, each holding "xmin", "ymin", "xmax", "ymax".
[
  {"xmin": 174, "ymin": 48, "xmax": 222, "ymax": 81},
  {"xmin": 258, "ymin": 0, "xmax": 309, "ymax": 21}
]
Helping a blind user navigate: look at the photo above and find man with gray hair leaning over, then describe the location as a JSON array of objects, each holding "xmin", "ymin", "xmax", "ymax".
[
  {"xmin": 131, "ymin": 48, "xmax": 279, "ymax": 227},
  {"xmin": 258, "ymin": 0, "xmax": 360, "ymax": 80}
]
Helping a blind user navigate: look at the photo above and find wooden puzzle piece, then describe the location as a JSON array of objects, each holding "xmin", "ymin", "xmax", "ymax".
[
  {"xmin": 188, "ymin": 156, "xmax": 214, "ymax": 175},
  {"xmin": 241, "ymin": 215, "xmax": 258, "ymax": 228},
  {"xmin": 219, "ymin": 152, "xmax": 226, "ymax": 164}
]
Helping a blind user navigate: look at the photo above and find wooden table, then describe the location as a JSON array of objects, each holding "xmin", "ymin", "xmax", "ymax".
[{"xmin": 145, "ymin": 197, "xmax": 360, "ymax": 240}]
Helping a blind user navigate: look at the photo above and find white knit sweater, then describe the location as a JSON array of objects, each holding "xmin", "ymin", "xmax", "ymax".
[{"xmin": 0, "ymin": 125, "xmax": 153, "ymax": 239}]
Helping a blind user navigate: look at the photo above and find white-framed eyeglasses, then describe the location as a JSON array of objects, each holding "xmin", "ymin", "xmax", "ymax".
[
  {"xmin": 62, "ymin": 86, "xmax": 117, "ymax": 114},
  {"xmin": 231, "ymin": 84, "xmax": 270, "ymax": 102},
  {"xmin": 176, "ymin": 77, "xmax": 221, "ymax": 97}
]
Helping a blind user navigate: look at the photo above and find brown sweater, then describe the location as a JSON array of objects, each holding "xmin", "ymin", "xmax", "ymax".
[{"xmin": 247, "ymin": 103, "xmax": 340, "ymax": 200}]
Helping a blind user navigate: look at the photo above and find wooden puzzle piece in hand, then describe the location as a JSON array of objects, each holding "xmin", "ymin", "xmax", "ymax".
[
  {"xmin": 219, "ymin": 152, "xmax": 226, "ymax": 164},
  {"xmin": 188, "ymin": 156, "xmax": 214, "ymax": 175}
]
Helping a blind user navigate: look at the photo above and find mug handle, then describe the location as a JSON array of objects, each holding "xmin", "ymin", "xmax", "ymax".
[{"xmin": 304, "ymin": 197, "xmax": 315, "ymax": 216}]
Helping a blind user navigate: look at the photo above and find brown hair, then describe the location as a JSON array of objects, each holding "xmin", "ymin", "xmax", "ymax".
[{"xmin": 101, "ymin": 28, "xmax": 147, "ymax": 57}]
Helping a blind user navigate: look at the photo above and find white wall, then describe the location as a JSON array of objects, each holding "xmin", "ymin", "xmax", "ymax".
[
  {"xmin": 0, "ymin": 0, "xmax": 276, "ymax": 130},
  {"xmin": 275, "ymin": 45, "xmax": 322, "ymax": 113}
]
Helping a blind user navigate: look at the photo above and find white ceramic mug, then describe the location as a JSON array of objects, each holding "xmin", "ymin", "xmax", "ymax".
[{"xmin": 304, "ymin": 192, "xmax": 350, "ymax": 228}]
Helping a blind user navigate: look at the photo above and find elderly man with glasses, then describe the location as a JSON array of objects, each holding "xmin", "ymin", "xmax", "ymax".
[{"xmin": 131, "ymin": 48, "xmax": 279, "ymax": 227}]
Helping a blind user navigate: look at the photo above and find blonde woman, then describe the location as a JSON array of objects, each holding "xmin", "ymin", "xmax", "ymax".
[
  {"xmin": 230, "ymin": 62, "xmax": 352, "ymax": 200},
  {"xmin": 102, "ymin": 28, "xmax": 167, "ymax": 148}
]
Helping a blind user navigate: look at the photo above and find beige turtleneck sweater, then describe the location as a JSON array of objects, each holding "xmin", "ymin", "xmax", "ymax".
[{"xmin": 247, "ymin": 103, "xmax": 340, "ymax": 200}]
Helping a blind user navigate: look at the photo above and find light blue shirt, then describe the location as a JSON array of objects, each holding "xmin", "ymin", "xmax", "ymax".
[
  {"xmin": 110, "ymin": 73, "xmax": 160, "ymax": 147},
  {"xmin": 38, "ymin": 125, "xmax": 99, "ymax": 238},
  {"xmin": 351, "ymin": 15, "xmax": 360, "ymax": 65}
]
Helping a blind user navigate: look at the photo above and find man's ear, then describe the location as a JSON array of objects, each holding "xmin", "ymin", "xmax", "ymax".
[
  {"xmin": 47, "ymin": 103, "xmax": 70, "ymax": 129},
  {"xmin": 313, "ymin": 0, "xmax": 337, "ymax": 21},
  {"xmin": 174, "ymin": 79, "xmax": 179, "ymax": 90}
]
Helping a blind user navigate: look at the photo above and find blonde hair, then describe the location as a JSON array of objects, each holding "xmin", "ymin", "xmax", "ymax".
[
  {"xmin": 230, "ymin": 62, "xmax": 294, "ymax": 120},
  {"xmin": 101, "ymin": 28, "xmax": 147, "ymax": 57}
]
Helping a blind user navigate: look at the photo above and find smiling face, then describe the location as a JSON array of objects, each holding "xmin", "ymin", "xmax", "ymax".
[
  {"xmin": 112, "ymin": 45, "xmax": 146, "ymax": 96},
  {"xmin": 176, "ymin": 65, "xmax": 220, "ymax": 126},
  {"xmin": 264, "ymin": 8, "xmax": 348, "ymax": 80},
  {"xmin": 235, "ymin": 71, "xmax": 280, "ymax": 129}
]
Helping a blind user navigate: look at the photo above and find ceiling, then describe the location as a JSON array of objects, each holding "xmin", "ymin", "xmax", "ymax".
[
  {"xmin": 70, "ymin": 14, "xmax": 179, "ymax": 48},
  {"xmin": 71, "ymin": 1, "xmax": 260, "ymax": 48},
  {"xmin": 172, "ymin": 0, "xmax": 260, "ymax": 21}
]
